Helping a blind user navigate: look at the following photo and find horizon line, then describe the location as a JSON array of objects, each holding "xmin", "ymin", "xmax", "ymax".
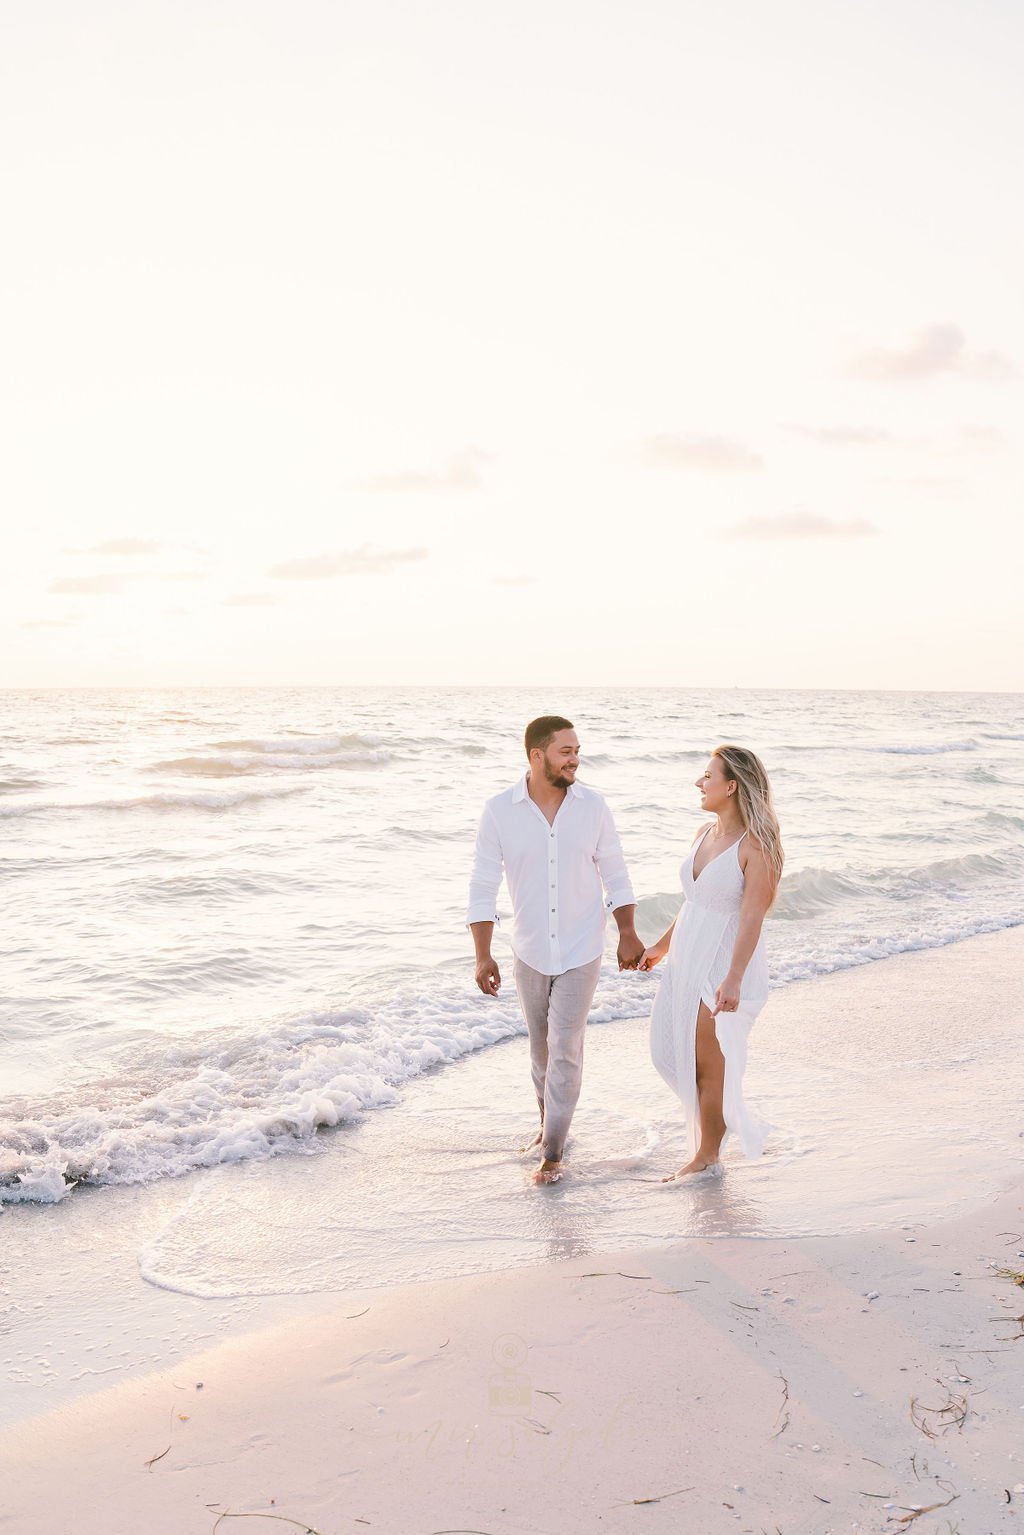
[{"xmin": 2, "ymin": 683, "xmax": 1022, "ymax": 698}]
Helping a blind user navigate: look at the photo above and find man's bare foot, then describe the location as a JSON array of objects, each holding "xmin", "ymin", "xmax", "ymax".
[
  {"xmin": 532, "ymin": 1159, "xmax": 562, "ymax": 1185},
  {"xmin": 518, "ymin": 1129, "xmax": 543, "ymax": 1154},
  {"xmin": 661, "ymin": 1156, "xmax": 721, "ymax": 1182}
]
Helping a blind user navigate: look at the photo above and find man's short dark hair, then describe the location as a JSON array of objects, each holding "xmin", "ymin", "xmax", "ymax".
[{"xmin": 524, "ymin": 715, "xmax": 574, "ymax": 758}]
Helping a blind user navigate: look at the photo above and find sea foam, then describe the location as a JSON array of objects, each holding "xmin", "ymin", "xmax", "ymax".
[{"xmin": 0, "ymin": 969, "xmax": 658, "ymax": 1204}]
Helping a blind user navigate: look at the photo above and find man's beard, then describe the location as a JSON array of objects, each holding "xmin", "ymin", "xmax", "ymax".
[{"xmin": 545, "ymin": 764, "xmax": 574, "ymax": 790}]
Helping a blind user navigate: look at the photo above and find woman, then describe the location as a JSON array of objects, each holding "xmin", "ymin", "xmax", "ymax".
[{"xmin": 640, "ymin": 745, "xmax": 783, "ymax": 1180}]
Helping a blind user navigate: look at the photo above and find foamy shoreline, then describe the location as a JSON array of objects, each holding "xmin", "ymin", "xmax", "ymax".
[{"xmin": 3, "ymin": 926, "xmax": 1024, "ymax": 1533}]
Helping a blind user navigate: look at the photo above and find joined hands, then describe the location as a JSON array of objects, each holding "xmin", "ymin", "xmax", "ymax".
[{"xmin": 616, "ymin": 930, "xmax": 646, "ymax": 971}]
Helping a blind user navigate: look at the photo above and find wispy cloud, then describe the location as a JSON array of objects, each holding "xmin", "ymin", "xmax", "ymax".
[
  {"xmin": 722, "ymin": 514, "xmax": 878, "ymax": 541},
  {"xmin": 791, "ymin": 425, "xmax": 889, "ymax": 445},
  {"xmin": 49, "ymin": 571, "xmax": 205, "ymax": 595},
  {"xmin": 61, "ymin": 538, "xmax": 209, "ymax": 556},
  {"xmin": 640, "ymin": 435, "xmax": 763, "ymax": 471},
  {"xmin": 874, "ymin": 474, "xmax": 964, "ymax": 498},
  {"xmin": 87, "ymin": 537, "xmax": 163, "ymax": 556},
  {"xmin": 268, "ymin": 546, "xmax": 429, "ymax": 581},
  {"xmin": 357, "ymin": 448, "xmax": 492, "ymax": 494},
  {"xmin": 223, "ymin": 592, "xmax": 276, "ymax": 606},
  {"xmin": 849, "ymin": 324, "xmax": 1016, "ymax": 382},
  {"xmin": 50, "ymin": 574, "xmax": 130, "ymax": 595},
  {"xmin": 959, "ymin": 423, "xmax": 1003, "ymax": 447},
  {"xmin": 22, "ymin": 616, "xmax": 80, "ymax": 629}
]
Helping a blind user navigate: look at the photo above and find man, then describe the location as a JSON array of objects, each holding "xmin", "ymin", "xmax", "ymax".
[{"xmin": 467, "ymin": 715, "xmax": 643, "ymax": 1185}]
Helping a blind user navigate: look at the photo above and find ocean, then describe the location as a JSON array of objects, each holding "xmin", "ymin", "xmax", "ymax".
[{"xmin": 2, "ymin": 685, "xmax": 1022, "ymax": 1213}]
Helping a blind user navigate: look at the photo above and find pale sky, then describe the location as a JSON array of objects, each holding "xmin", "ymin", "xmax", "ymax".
[{"xmin": 3, "ymin": 0, "xmax": 1022, "ymax": 690}]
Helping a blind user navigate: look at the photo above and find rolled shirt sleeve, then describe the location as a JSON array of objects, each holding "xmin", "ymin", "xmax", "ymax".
[
  {"xmin": 466, "ymin": 805, "xmax": 505, "ymax": 926},
  {"xmin": 593, "ymin": 801, "xmax": 635, "ymax": 912}
]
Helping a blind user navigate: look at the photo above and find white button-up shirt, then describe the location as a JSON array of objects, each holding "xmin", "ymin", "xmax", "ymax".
[{"xmin": 467, "ymin": 775, "xmax": 635, "ymax": 976}]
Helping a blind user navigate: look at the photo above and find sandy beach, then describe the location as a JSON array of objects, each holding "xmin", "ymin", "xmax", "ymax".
[
  {"xmin": 4, "ymin": 927, "xmax": 1024, "ymax": 1535},
  {"xmin": 2, "ymin": 1178, "xmax": 1022, "ymax": 1534}
]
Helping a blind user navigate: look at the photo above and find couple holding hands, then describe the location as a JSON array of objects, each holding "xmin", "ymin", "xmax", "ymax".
[{"xmin": 467, "ymin": 715, "xmax": 784, "ymax": 1185}]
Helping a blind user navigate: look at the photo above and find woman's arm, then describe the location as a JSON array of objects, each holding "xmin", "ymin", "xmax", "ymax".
[
  {"xmin": 639, "ymin": 919, "xmax": 676, "ymax": 970},
  {"xmin": 712, "ymin": 842, "xmax": 774, "ymax": 1015}
]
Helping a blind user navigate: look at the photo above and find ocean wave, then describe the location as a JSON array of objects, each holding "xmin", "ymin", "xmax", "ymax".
[
  {"xmin": 390, "ymin": 825, "xmax": 460, "ymax": 843},
  {"xmin": 909, "ymin": 849, "xmax": 1016, "ymax": 883},
  {"xmin": 0, "ymin": 968, "xmax": 655, "ymax": 1205},
  {"xmin": 770, "ymin": 908, "xmax": 1024, "ymax": 984},
  {"xmin": 0, "ymin": 785, "xmax": 308, "ymax": 819},
  {"xmin": 379, "ymin": 737, "xmax": 485, "ymax": 757},
  {"xmin": 151, "ymin": 749, "xmax": 389, "ymax": 776},
  {"xmin": 865, "ymin": 739, "xmax": 980, "ymax": 755},
  {"xmin": 211, "ymin": 733, "xmax": 382, "ymax": 753},
  {"xmin": 982, "ymin": 809, "xmax": 1024, "ymax": 831},
  {"xmin": 0, "ymin": 776, "xmax": 46, "ymax": 793},
  {"xmin": 635, "ymin": 890, "xmax": 686, "ymax": 932},
  {"xmin": 780, "ymin": 739, "xmax": 981, "ymax": 756},
  {"xmin": 776, "ymin": 849, "xmax": 1017, "ymax": 916},
  {"xmin": 962, "ymin": 763, "xmax": 1013, "ymax": 785},
  {"xmin": 125, "ymin": 871, "xmax": 288, "ymax": 905},
  {"xmin": 637, "ymin": 874, "xmax": 872, "ymax": 931},
  {"xmin": 772, "ymin": 867, "xmax": 868, "ymax": 919},
  {"xmin": 104, "ymin": 786, "xmax": 309, "ymax": 811},
  {"xmin": 629, "ymin": 749, "xmax": 709, "ymax": 764},
  {"xmin": 638, "ymin": 847, "xmax": 1021, "ymax": 927}
]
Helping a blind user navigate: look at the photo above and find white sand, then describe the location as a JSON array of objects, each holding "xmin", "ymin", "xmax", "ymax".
[
  {"xmin": 4, "ymin": 930, "xmax": 1024, "ymax": 1535},
  {"xmin": 4, "ymin": 1186, "xmax": 1023, "ymax": 1533}
]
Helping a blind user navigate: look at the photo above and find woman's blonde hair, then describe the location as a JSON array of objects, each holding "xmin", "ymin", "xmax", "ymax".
[{"xmin": 713, "ymin": 744, "xmax": 784, "ymax": 897}]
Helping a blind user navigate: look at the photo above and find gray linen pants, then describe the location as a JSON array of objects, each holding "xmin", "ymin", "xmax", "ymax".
[{"xmin": 513, "ymin": 955, "xmax": 602, "ymax": 1163}]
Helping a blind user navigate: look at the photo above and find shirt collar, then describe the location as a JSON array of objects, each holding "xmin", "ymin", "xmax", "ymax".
[{"xmin": 513, "ymin": 773, "xmax": 583, "ymax": 803}]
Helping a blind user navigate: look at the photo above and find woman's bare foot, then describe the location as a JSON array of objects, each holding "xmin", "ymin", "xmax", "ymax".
[
  {"xmin": 661, "ymin": 1156, "xmax": 720, "ymax": 1182},
  {"xmin": 532, "ymin": 1159, "xmax": 562, "ymax": 1185},
  {"xmin": 519, "ymin": 1129, "xmax": 543, "ymax": 1154}
]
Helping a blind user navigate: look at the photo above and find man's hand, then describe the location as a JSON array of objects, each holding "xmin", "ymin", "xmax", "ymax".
[
  {"xmin": 616, "ymin": 929, "xmax": 645, "ymax": 971},
  {"xmin": 475, "ymin": 956, "xmax": 501, "ymax": 996}
]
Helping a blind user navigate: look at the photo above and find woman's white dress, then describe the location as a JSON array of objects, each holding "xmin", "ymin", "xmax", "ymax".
[{"xmin": 649, "ymin": 826, "xmax": 768, "ymax": 1159}]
